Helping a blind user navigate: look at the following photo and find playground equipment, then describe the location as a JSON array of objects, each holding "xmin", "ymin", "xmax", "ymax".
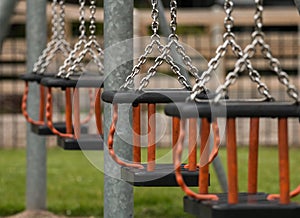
[
  {"xmin": 21, "ymin": 0, "xmax": 73, "ymax": 135},
  {"xmin": 101, "ymin": 0, "xmax": 208, "ymax": 186},
  {"xmin": 165, "ymin": 0, "xmax": 300, "ymax": 217},
  {"xmin": 40, "ymin": 0, "xmax": 104, "ymax": 150},
  {"xmin": 21, "ymin": 0, "xmax": 104, "ymax": 150}
]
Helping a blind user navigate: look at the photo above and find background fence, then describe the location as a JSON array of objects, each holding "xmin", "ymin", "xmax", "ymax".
[{"xmin": 0, "ymin": 2, "xmax": 299, "ymax": 147}]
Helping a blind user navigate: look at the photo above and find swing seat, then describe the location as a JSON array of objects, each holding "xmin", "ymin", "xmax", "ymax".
[
  {"xmin": 31, "ymin": 122, "xmax": 88, "ymax": 135},
  {"xmin": 121, "ymin": 164, "xmax": 206, "ymax": 187},
  {"xmin": 40, "ymin": 76, "xmax": 104, "ymax": 150},
  {"xmin": 102, "ymin": 89, "xmax": 213, "ymax": 187},
  {"xmin": 57, "ymin": 134, "xmax": 103, "ymax": 150},
  {"xmin": 183, "ymin": 193, "xmax": 300, "ymax": 218}
]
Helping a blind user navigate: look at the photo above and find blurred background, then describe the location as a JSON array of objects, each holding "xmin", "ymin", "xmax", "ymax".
[{"xmin": 0, "ymin": 0, "xmax": 299, "ymax": 148}]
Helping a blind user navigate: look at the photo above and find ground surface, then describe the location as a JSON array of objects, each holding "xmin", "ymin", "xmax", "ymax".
[{"xmin": 3, "ymin": 210, "xmax": 93, "ymax": 218}]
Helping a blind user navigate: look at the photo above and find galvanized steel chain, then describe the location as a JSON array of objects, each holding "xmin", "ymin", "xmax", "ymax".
[
  {"xmin": 57, "ymin": 0, "xmax": 87, "ymax": 78},
  {"xmin": 191, "ymin": 0, "xmax": 273, "ymax": 101},
  {"xmin": 168, "ymin": 0, "xmax": 201, "ymax": 82},
  {"xmin": 190, "ymin": 0, "xmax": 238, "ymax": 100},
  {"xmin": 245, "ymin": 0, "xmax": 298, "ymax": 101},
  {"xmin": 138, "ymin": 43, "xmax": 192, "ymax": 90},
  {"xmin": 136, "ymin": 0, "xmax": 196, "ymax": 90},
  {"xmin": 39, "ymin": 0, "xmax": 72, "ymax": 74},
  {"xmin": 33, "ymin": 0, "xmax": 59, "ymax": 73},
  {"xmin": 121, "ymin": 0, "xmax": 165, "ymax": 89},
  {"xmin": 65, "ymin": 0, "xmax": 104, "ymax": 78}
]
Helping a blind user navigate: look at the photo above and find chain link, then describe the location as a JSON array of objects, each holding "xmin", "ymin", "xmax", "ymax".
[
  {"xmin": 138, "ymin": 39, "xmax": 192, "ymax": 90},
  {"xmin": 243, "ymin": 0, "xmax": 299, "ymax": 101},
  {"xmin": 121, "ymin": 0, "xmax": 168, "ymax": 89},
  {"xmin": 33, "ymin": 0, "xmax": 72, "ymax": 75},
  {"xmin": 57, "ymin": 0, "xmax": 87, "ymax": 77},
  {"xmin": 130, "ymin": 0, "xmax": 201, "ymax": 90},
  {"xmin": 33, "ymin": 0, "xmax": 59, "ymax": 73},
  {"xmin": 39, "ymin": 0, "xmax": 71, "ymax": 74},
  {"xmin": 63, "ymin": 0, "xmax": 104, "ymax": 78},
  {"xmin": 191, "ymin": 0, "xmax": 273, "ymax": 102}
]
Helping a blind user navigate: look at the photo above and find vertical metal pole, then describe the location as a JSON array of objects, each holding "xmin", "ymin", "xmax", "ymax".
[
  {"xmin": 104, "ymin": 0, "xmax": 134, "ymax": 217},
  {"xmin": 26, "ymin": 0, "xmax": 47, "ymax": 210}
]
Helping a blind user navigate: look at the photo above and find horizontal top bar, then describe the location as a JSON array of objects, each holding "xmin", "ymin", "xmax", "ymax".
[
  {"xmin": 40, "ymin": 75, "xmax": 104, "ymax": 88},
  {"xmin": 101, "ymin": 89, "xmax": 213, "ymax": 106},
  {"xmin": 164, "ymin": 101, "xmax": 300, "ymax": 118},
  {"xmin": 20, "ymin": 73, "xmax": 52, "ymax": 83}
]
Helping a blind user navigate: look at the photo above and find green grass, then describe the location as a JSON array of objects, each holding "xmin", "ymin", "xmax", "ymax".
[{"xmin": 0, "ymin": 147, "xmax": 300, "ymax": 217}]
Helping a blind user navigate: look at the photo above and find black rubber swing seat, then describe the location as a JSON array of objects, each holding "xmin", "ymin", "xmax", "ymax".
[
  {"xmin": 183, "ymin": 193, "xmax": 300, "ymax": 218},
  {"xmin": 40, "ymin": 75, "xmax": 104, "ymax": 88},
  {"xmin": 101, "ymin": 89, "xmax": 214, "ymax": 105},
  {"xmin": 20, "ymin": 73, "xmax": 53, "ymax": 83},
  {"xmin": 121, "ymin": 164, "xmax": 207, "ymax": 187},
  {"xmin": 57, "ymin": 134, "xmax": 104, "ymax": 150},
  {"xmin": 30, "ymin": 122, "xmax": 88, "ymax": 135},
  {"xmin": 164, "ymin": 101, "xmax": 300, "ymax": 119}
]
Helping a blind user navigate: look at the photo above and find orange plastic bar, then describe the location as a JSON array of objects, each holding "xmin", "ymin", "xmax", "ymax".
[
  {"xmin": 107, "ymin": 104, "xmax": 143, "ymax": 169},
  {"xmin": 278, "ymin": 118, "xmax": 290, "ymax": 204},
  {"xmin": 172, "ymin": 117, "xmax": 180, "ymax": 163},
  {"xmin": 46, "ymin": 87, "xmax": 73, "ymax": 138},
  {"xmin": 147, "ymin": 103, "xmax": 156, "ymax": 171},
  {"xmin": 226, "ymin": 118, "xmax": 238, "ymax": 204},
  {"xmin": 174, "ymin": 118, "xmax": 218, "ymax": 201},
  {"xmin": 188, "ymin": 118, "xmax": 197, "ymax": 171},
  {"xmin": 248, "ymin": 118, "xmax": 259, "ymax": 194},
  {"xmin": 133, "ymin": 105, "xmax": 141, "ymax": 164},
  {"xmin": 21, "ymin": 81, "xmax": 44, "ymax": 125},
  {"xmin": 73, "ymin": 88, "xmax": 80, "ymax": 139},
  {"xmin": 39, "ymin": 85, "xmax": 45, "ymax": 122},
  {"xmin": 81, "ymin": 88, "xmax": 95, "ymax": 124},
  {"xmin": 199, "ymin": 118, "xmax": 210, "ymax": 194},
  {"xmin": 95, "ymin": 88, "xmax": 103, "ymax": 135},
  {"xmin": 65, "ymin": 88, "xmax": 73, "ymax": 134}
]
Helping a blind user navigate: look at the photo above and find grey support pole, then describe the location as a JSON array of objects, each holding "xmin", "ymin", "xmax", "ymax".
[
  {"xmin": 103, "ymin": 0, "xmax": 134, "ymax": 217},
  {"xmin": 0, "ymin": 0, "xmax": 18, "ymax": 50},
  {"xmin": 26, "ymin": 0, "xmax": 47, "ymax": 210}
]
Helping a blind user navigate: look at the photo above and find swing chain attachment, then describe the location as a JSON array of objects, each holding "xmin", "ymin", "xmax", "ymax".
[
  {"xmin": 63, "ymin": 0, "xmax": 104, "ymax": 79},
  {"xmin": 120, "ymin": 0, "xmax": 165, "ymax": 90},
  {"xmin": 191, "ymin": 0, "xmax": 273, "ymax": 102},
  {"xmin": 137, "ymin": 0, "xmax": 194, "ymax": 91},
  {"xmin": 168, "ymin": 0, "xmax": 201, "ymax": 82},
  {"xmin": 245, "ymin": 0, "xmax": 299, "ymax": 101},
  {"xmin": 57, "ymin": 0, "xmax": 87, "ymax": 78},
  {"xmin": 190, "ymin": 0, "xmax": 239, "ymax": 100},
  {"xmin": 35, "ymin": 0, "xmax": 71, "ymax": 75},
  {"xmin": 32, "ymin": 0, "xmax": 59, "ymax": 74}
]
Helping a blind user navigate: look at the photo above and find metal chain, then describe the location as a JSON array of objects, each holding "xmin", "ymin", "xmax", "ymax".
[
  {"xmin": 39, "ymin": 0, "xmax": 72, "ymax": 74},
  {"xmin": 64, "ymin": 0, "xmax": 104, "ymax": 78},
  {"xmin": 57, "ymin": 0, "xmax": 87, "ymax": 77},
  {"xmin": 120, "ymin": 0, "xmax": 166, "ymax": 89},
  {"xmin": 244, "ymin": 0, "xmax": 298, "ymax": 101},
  {"xmin": 168, "ymin": 0, "xmax": 201, "ymax": 82},
  {"xmin": 135, "ymin": 0, "xmax": 196, "ymax": 90},
  {"xmin": 33, "ymin": 0, "xmax": 59, "ymax": 73},
  {"xmin": 138, "ymin": 39, "xmax": 192, "ymax": 90},
  {"xmin": 191, "ymin": 0, "xmax": 273, "ymax": 102}
]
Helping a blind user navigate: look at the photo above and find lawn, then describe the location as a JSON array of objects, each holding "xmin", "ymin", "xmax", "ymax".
[{"xmin": 0, "ymin": 147, "xmax": 300, "ymax": 217}]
